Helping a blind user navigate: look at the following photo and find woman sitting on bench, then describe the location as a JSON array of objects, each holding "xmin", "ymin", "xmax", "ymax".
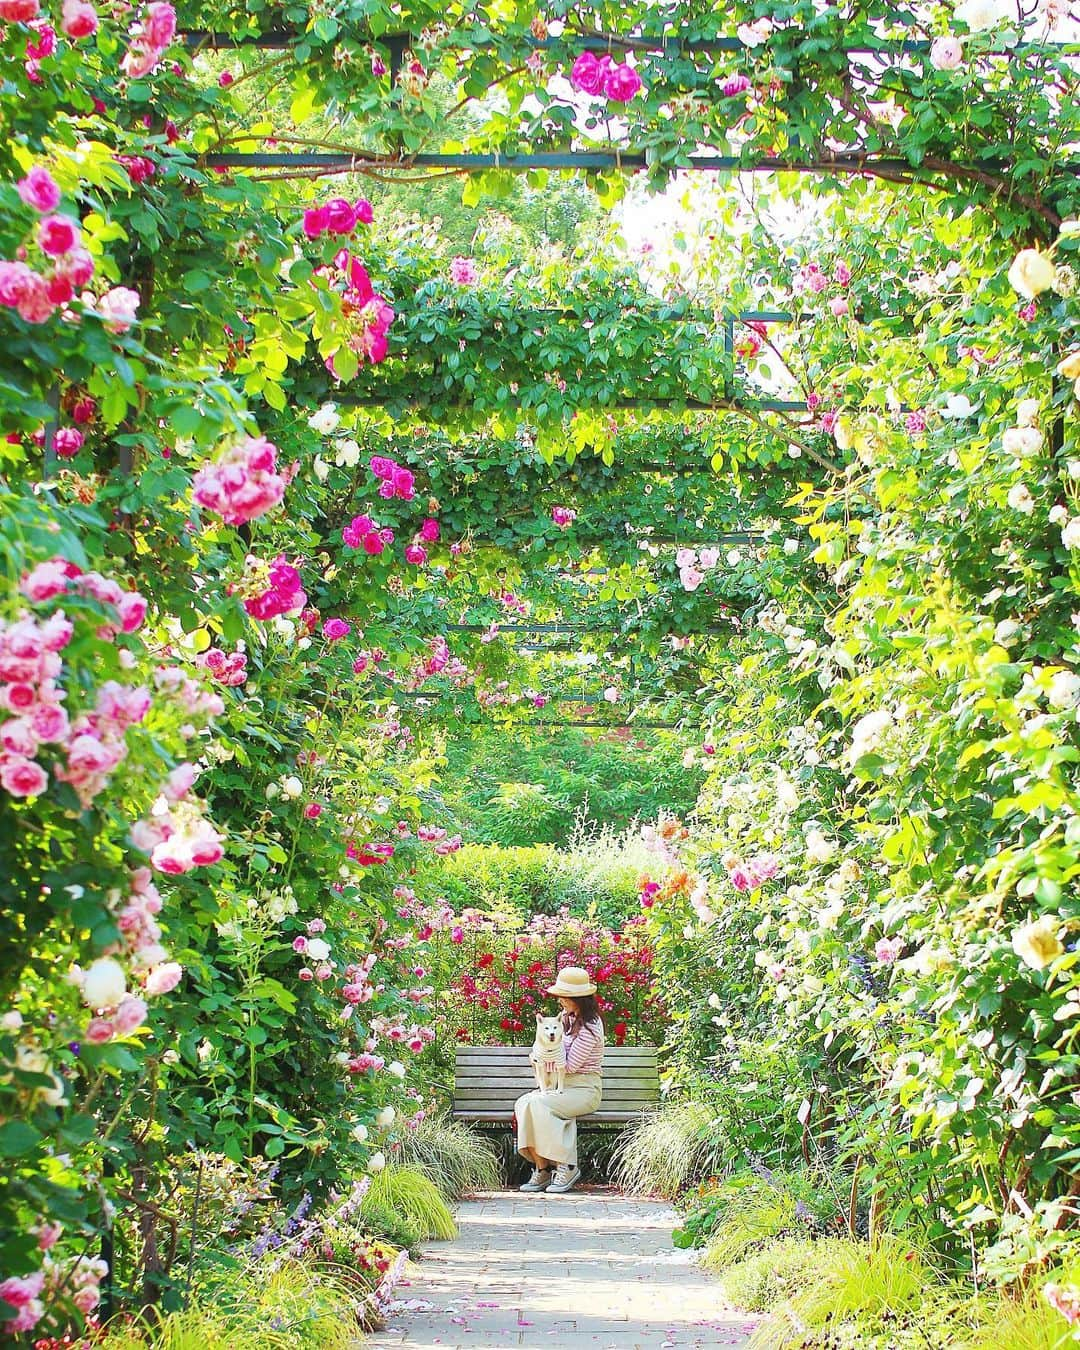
[{"xmin": 515, "ymin": 966, "xmax": 604, "ymax": 1195}]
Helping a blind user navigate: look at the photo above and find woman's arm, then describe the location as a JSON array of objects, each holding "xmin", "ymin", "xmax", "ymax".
[{"xmin": 565, "ymin": 1022, "xmax": 600, "ymax": 1073}]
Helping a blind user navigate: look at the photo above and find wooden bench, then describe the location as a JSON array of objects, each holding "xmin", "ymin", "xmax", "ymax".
[{"xmin": 453, "ymin": 1045, "xmax": 660, "ymax": 1129}]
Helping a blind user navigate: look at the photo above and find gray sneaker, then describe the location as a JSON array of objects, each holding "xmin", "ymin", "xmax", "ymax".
[
  {"xmin": 519, "ymin": 1168, "xmax": 552, "ymax": 1192},
  {"xmin": 547, "ymin": 1164, "xmax": 581, "ymax": 1194}
]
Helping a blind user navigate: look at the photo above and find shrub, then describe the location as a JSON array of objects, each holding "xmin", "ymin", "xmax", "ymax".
[
  {"xmin": 361, "ymin": 1165, "xmax": 457, "ymax": 1241},
  {"xmin": 390, "ymin": 1114, "xmax": 502, "ymax": 1198},
  {"xmin": 611, "ymin": 1100, "xmax": 722, "ymax": 1198},
  {"xmin": 719, "ymin": 1237, "xmax": 847, "ymax": 1314}
]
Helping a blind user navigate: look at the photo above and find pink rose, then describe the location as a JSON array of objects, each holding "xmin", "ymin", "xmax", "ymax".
[
  {"xmin": 61, "ymin": 0, "xmax": 97, "ymax": 36},
  {"xmin": 420, "ymin": 517, "xmax": 440, "ymax": 542},
  {"xmin": 20, "ymin": 559, "xmax": 72, "ymax": 603},
  {"xmin": 449, "ymin": 256, "xmax": 478, "ymax": 285},
  {"xmin": 15, "ymin": 271, "xmax": 54, "ymax": 324},
  {"xmin": 36, "ymin": 1223, "xmax": 62, "ymax": 1251},
  {"xmin": 0, "ymin": 1272, "xmax": 45, "ymax": 1307},
  {"xmin": 144, "ymin": 962, "xmax": 182, "ymax": 995},
  {"xmin": 84, "ymin": 1017, "xmax": 114, "ymax": 1044},
  {"xmin": 355, "ymin": 198, "xmax": 374, "ymax": 223},
  {"xmin": 729, "ymin": 866, "xmax": 752, "ymax": 892},
  {"xmin": 142, "ymin": 0, "xmax": 176, "ymax": 47},
  {"xmin": 0, "ymin": 756, "xmax": 47, "ymax": 798},
  {"xmin": 37, "ymin": 214, "xmax": 79, "ymax": 258},
  {"xmin": 54, "ymin": 427, "xmax": 83, "ymax": 458},
  {"xmin": 0, "ymin": 0, "xmax": 40, "ymax": 21},
  {"xmin": 304, "ymin": 802, "xmax": 322, "ymax": 818},
  {"xmin": 1, "ymin": 719, "xmax": 38, "ymax": 756},
  {"xmin": 165, "ymin": 762, "xmax": 198, "ymax": 800},
  {"xmin": 30, "ymin": 702, "xmax": 69, "ymax": 745},
  {"xmin": 930, "ymin": 35, "xmax": 963, "ymax": 70},
  {"xmin": 323, "ymin": 618, "xmax": 351, "ymax": 641},
  {"xmin": 404, "ymin": 544, "xmax": 427, "ymax": 565},
  {"xmin": 117, "ymin": 591, "xmax": 148, "ymax": 632},
  {"xmin": 96, "ymin": 285, "xmax": 140, "ymax": 333},
  {"xmin": 16, "ymin": 165, "xmax": 60, "ymax": 212},
  {"xmin": 113, "ymin": 994, "xmax": 147, "ymax": 1035},
  {"xmin": 829, "ymin": 297, "xmax": 850, "ymax": 316}
]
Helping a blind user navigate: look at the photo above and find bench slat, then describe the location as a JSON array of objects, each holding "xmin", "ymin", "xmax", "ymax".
[
  {"xmin": 455, "ymin": 1112, "xmax": 646, "ymax": 1124},
  {"xmin": 456, "ymin": 1049, "xmax": 658, "ymax": 1061},
  {"xmin": 454, "ymin": 1069, "xmax": 658, "ymax": 1081}
]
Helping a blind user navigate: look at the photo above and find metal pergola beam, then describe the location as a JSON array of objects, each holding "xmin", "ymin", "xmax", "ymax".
[
  {"xmin": 182, "ymin": 29, "xmax": 1079, "ymax": 56},
  {"xmin": 205, "ymin": 150, "xmax": 926, "ymax": 178},
  {"xmin": 335, "ymin": 392, "xmax": 809, "ymax": 412}
]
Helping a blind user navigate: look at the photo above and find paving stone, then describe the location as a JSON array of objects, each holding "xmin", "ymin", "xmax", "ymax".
[{"xmin": 362, "ymin": 1189, "xmax": 757, "ymax": 1350}]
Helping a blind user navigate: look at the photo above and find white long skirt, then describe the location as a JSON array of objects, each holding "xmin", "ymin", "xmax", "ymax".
[{"xmin": 515, "ymin": 1071, "xmax": 603, "ymax": 1166}]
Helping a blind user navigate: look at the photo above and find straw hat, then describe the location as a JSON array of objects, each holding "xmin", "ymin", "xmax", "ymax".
[{"xmin": 546, "ymin": 966, "xmax": 596, "ymax": 998}]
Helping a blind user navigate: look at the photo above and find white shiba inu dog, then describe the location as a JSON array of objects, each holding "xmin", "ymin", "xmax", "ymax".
[{"xmin": 529, "ymin": 1013, "xmax": 567, "ymax": 1095}]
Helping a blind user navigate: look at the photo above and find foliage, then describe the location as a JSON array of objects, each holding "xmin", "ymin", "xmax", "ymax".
[
  {"xmin": 437, "ymin": 726, "xmax": 702, "ymax": 844},
  {"xmin": 610, "ymin": 1100, "xmax": 722, "ymax": 1199},
  {"xmin": 408, "ymin": 898, "xmax": 661, "ymax": 1053},
  {"xmin": 388, "ymin": 1113, "xmax": 502, "ymax": 1199},
  {"xmin": 361, "ymin": 1165, "xmax": 457, "ymax": 1242}
]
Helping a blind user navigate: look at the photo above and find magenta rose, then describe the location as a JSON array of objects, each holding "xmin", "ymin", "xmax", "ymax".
[
  {"xmin": 16, "ymin": 165, "xmax": 60, "ymax": 213},
  {"xmin": 604, "ymin": 62, "xmax": 642, "ymax": 102},
  {"xmin": 323, "ymin": 618, "xmax": 351, "ymax": 641},
  {"xmin": 303, "ymin": 205, "xmax": 330, "ymax": 238},
  {"xmin": 570, "ymin": 50, "xmax": 604, "ymax": 95},
  {"xmin": 325, "ymin": 197, "xmax": 357, "ymax": 234},
  {"xmin": 37, "ymin": 214, "xmax": 79, "ymax": 258}
]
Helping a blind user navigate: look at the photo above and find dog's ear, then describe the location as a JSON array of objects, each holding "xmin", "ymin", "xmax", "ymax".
[{"xmin": 535, "ymin": 1011, "xmax": 543, "ymax": 1023}]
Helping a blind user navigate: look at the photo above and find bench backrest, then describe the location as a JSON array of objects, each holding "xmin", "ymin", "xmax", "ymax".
[{"xmin": 452, "ymin": 1044, "xmax": 660, "ymax": 1123}]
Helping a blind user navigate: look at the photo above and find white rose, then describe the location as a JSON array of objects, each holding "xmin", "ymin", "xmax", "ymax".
[
  {"xmin": 313, "ymin": 456, "xmax": 331, "ymax": 483},
  {"xmin": 0, "ymin": 1010, "xmax": 23, "ymax": 1031},
  {"xmin": 943, "ymin": 393, "xmax": 976, "ymax": 419},
  {"xmin": 805, "ymin": 829, "xmax": 836, "ymax": 863},
  {"xmin": 1002, "ymin": 427, "xmax": 1042, "ymax": 457},
  {"xmin": 1016, "ymin": 399, "xmax": 1040, "ymax": 428},
  {"xmin": 1060, "ymin": 220, "xmax": 1080, "ymax": 238},
  {"xmin": 1007, "ymin": 249, "xmax": 1057, "ymax": 300},
  {"xmin": 1062, "ymin": 519, "xmax": 1080, "ymax": 550},
  {"xmin": 281, "ymin": 775, "xmax": 303, "ymax": 799},
  {"xmin": 1011, "ymin": 915, "xmax": 1063, "ymax": 970},
  {"xmin": 307, "ymin": 403, "xmax": 340, "ymax": 435},
  {"xmin": 351, "ymin": 1122, "xmax": 369, "ymax": 1143},
  {"xmin": 375, "ymin": 1105, "xmax": 396, "ymax": 1129},
  {"xmin": 1069, "ymin": 462, "xmax": 1080, "ymax": 481},
  {"xmin": 1048, "ymin": 671, "xmax": 1080, "ymax": 710},
  {"xmin": 603, "ymin": 687, "xmax": 619, "ymax": 703},
  {"xmin": 82, "ymin": 958, "xmax": 127, "ymax": 1010},
  {"xmin": 336, "ymin": 439, "xmax": 362, "ymax": 468},
  {"xmin": 954, "ymin": 0, "xmax": 1012, "ymax": 30},
  {"xmin": 994, "ymin": 619, "xmax": 1021, "ymax": 645},
  {"xmin": 783, "ymin": 538, "xmax": 799, "ymax": 555},
  {"xmin": 305, "ymin": 938, "xmax": 331, "ymax": 962},
  {"xmin": 707, "ymin": 993, "xmax": 722, "ymax": 1009},
  {"xmin": 1050, "ymin": 505, "xmax": 1069, "ymax": 526},
  {"xmin": 1007, "ymin": 483, "xmax": 1035, "ymax": 514},
  {"xmin": 367, "ymin": 1150, "xmax": 386, "ymax": 1173},
  {"xmin": 388, "ymin": 1060, "xmax": 406, "ymax": 1079}
]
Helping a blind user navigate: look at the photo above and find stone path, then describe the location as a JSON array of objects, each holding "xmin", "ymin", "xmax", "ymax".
[{"xmin": 368, "ymin": 1188, "xmax": 758, "ymax": 1350}]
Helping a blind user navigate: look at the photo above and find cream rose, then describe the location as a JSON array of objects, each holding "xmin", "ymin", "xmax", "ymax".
[
  {"xmin": 1011, "ymin": 915, "xmax": 1064, "ymax": 970},
  {"xmin": 1008, "ymin": 249, "xmax": 1057, "ymax": 300}
]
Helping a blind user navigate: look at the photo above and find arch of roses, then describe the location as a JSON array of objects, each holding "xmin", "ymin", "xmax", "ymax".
[{"xmin": 1, "ymin": 0, "xmax": 1079, "ymax": 1340}]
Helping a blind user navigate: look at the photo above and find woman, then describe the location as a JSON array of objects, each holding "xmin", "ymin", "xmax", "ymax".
[{"xmin": 514, "ymin": 966, "xmax": 605, "ymax": 1194}]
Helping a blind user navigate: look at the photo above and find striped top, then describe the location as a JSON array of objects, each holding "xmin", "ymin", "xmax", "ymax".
[{"xmin": 564, "ymin": 1017, "xmax": 605, "ymax": 1074}]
